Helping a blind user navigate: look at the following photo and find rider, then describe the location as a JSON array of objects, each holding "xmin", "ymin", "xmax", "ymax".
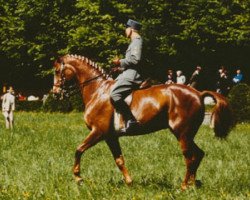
[{"xmin": 110, "ymin": 19, "xmax": 143, "ymax": 133}]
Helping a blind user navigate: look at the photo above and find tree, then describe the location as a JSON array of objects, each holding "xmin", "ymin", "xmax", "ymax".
[{"xmin": 0, "ymin": 0, "xmax": 249, "ymax": 93}]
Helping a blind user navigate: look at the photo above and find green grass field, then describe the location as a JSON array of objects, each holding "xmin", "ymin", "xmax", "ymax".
[{"xmin": 0, "ymin": 112, "xmax": 249, "ymax": 200}]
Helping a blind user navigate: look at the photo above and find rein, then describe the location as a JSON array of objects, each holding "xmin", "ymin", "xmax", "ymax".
[
  {"xmin": 55, "ymin": 63, "xmax": 106, "ymax": 98},
  {"xmin": 78, "ymin": 74, "xmax": 103, "ymax": 87},
  {"xmin": 54, "ymin": 58, "xmax": 112, "ymax": 99}
]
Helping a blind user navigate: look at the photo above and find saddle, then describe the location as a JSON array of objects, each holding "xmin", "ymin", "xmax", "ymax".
[
  {"xmin": 139, "ymin": 78, "xmax": 151, "ymax": 89},
  {"xmin": 113, "ymin": 78, "xmax": 151, "ymax": 132},
  {"xmin": 125, "ymin": 78, "xmax": 151, "ymax": 105}
]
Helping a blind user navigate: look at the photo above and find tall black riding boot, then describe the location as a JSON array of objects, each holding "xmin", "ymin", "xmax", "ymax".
[{"xmin": 111, "ymin": 99, "xmax": 140, "ymax": 133}]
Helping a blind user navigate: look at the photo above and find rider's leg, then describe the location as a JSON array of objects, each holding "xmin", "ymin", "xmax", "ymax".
[
  {"xmin": 110, "ymin": 98, "xmax": 136, "ymax": 122},
  {"xmin": 110, "ymin": 83, "xmax": 139, "ymax": 133}
]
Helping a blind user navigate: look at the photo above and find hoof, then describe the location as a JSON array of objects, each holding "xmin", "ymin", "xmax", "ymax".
[
  {"xmin": 125, "ymin": 178, "xmax": 133, "ymax": 186},
  {"xmin": 124, "ymin": 176, "xmax": 133, "ymax": 186},
  {"xmin": 195, "ymin": 180, "xmax": 202, "ymax": 188},
  {"xmin": 181, "ymin": 180, "xmax": 203, "ymax": 190},
  {"xmin": 181, "ymin": 182, "xmax": 188, "ymax": 191},
  {"xmin": 75, "ymin": 177, "xmax": 83, "ymax": 185}
]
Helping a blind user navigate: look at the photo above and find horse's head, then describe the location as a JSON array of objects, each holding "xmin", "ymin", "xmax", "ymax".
[
  {"xmin": 52, "ymin": 54, "xmax": 111, "ymax": 99},
  {"xmin": 52, "ymin": 57, "xmax": 76, "ymax": 98}
]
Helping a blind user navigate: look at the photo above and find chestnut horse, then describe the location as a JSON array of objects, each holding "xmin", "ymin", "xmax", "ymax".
[{"xmin": 52, "ymin": 54, "xmax": 233, "ymax": 189}]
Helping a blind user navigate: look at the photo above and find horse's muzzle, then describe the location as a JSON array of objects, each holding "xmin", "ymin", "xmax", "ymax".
[
  {"xmin": 52, "ymin": 85, "xmax": 61, "ymax": 94},
  {"xmin": 52, "ymin": 85, "xmax": 62, "ymax": 99}
]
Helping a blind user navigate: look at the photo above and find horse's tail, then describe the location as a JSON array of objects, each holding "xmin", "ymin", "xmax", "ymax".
[{"xmin": 201, "ymin": 91, "xmax": 234, "ymax": 138}]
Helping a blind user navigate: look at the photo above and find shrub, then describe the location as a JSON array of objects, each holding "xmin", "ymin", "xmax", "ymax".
[
  {"xmin": 68, "ymin": 92, "xmax": 84, "ymax": 112},
  {"xmin": 42, "ymin": 92, "xmax": 83, "ymax": 112},
  {"xmin": 42, "ymin": 93, "xmax": 72, "ymax": 112},
  {"xmin": 16, "ymin": 100, "xmax": 43, "ymax": 112},
  {"xmin": 228, "ymin": 83, "xmax": 250, "ymax": 122}
]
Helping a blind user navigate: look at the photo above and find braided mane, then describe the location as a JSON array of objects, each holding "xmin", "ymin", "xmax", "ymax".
[{"xmin": 67, "ymin": 54, "xmax": 110, "ymax": 79}]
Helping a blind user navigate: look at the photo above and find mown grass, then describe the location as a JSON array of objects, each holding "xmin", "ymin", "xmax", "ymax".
[{"xmin": 0, "ymin": 112, "xmax": 249, "ymax": 200}]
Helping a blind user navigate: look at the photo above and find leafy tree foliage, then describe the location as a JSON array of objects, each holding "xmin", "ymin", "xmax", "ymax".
[{"xmin": 0, "ymin": 0, "xmax": 249, "ymax": 92}]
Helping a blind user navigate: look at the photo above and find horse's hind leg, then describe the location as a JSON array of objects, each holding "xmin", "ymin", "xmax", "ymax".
[
  {"xmin": 179, "ymin": 137, "xmax": 205, "ymax": 190},
  {"xmin": 73, "ymin": 130, "xmax": 103, "ymax": 184},
  {"xmin": 106, "ymin": 136, "xmax": 132, "ymax": 185}
]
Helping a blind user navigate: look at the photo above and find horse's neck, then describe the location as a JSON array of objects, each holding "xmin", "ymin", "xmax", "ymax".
[
  {"xmin": 65, "ymin": 56, "xmax": 110, "ymax": 107},
  {"xmin": 74, "ymin": 64, "xmax": 105, "ymax": 106},
  {"xmin": 81, "ymin": 81, "xmax": 102, "ymax": 106}
]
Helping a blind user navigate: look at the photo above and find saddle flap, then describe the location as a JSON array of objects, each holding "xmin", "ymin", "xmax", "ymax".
[
  {"xmin": 124, "ymin": 94, "xmax": 133, "ymax": 105},
  {"xmin": 113, "ymin": 112, "xmax": 125, "ymax": 132}
]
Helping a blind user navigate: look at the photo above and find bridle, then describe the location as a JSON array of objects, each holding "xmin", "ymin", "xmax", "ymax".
[
  {"xmin": 53, "ymin": 62, "xmax": 105, "ymax": 99},
  {"xmin": 53, "ymin": 62, "xmax": 66, "ymax": 85}
]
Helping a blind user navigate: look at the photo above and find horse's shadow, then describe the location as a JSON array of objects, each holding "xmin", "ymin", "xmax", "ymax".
[
  {"xmin": 108, "ymin": 174, "xmax": 203, "ymax": 191},
  {"xmin": 108, "ymin": 174, "xmax": 175, "ymax": 190}
]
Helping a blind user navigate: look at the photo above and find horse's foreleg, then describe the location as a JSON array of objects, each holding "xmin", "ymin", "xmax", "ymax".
[
  {"xmin": 73, "ymin": 130, "xmax": 102, "ymax": 184},
  {"xmin": 106, "ymin": 136, "xmax": 132, "ymax": 185},
  {"xmin": 179, "ymin": 138, "xmax": 204, "ymax": 190}
]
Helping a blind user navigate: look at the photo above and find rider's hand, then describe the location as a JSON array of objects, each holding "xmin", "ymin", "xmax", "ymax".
[
  {"xmin": 112, "ymin": 57, "xmax": 120, "ymax": 66},
  {"xmin": 111, "ymin": 67, "xmax": 123, "ymax": 73}
]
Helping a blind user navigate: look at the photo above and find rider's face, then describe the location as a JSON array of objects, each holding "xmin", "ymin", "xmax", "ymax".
[{"xmin": 125, "ymin": 27, "xmax": 132, "ymax": 38}]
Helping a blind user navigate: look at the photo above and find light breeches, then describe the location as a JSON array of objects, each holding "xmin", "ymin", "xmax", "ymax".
[{"xmin": 2, "ymin": 110, "xmax": 14, "ymax": 129}]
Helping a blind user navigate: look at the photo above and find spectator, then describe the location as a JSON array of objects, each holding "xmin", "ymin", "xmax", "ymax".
[
  {"xmin": 216, "ymin": 67, "xmax": 225, "ymax": 93},
  {"xmin": 217, "ymin": 70, "xmax": 231, "ymax": 96},
  {"xmin": 219, "ymin": 65, "xmax": 226, "ymax": 73},
  {"xmin": 232, "ymin": 69, "xmax": 243, "ymax": 84},
  {"xmin": 176, "ymin": 70, "xmax": 186, "ymax": 84},
  {"xmin": 2, "ymin": 86, "xmax": 15, "ymax": 129},
  {"xmin": 17, "ymin": 92, "xmax": 26, "ymax": 101},
  {"xmin": 42, "ymin": 94, "xmax": 49, "ymax": 105},
  {"xmin": 188, "ymin": 66, "xmax": 202, "ymax": 90},
  {"xmin": 165, "ymin": 69, "xmax": 175, "ymax": 84},
  {"xmin": 2, "ymin": 84, "xmax": 7, "ymax": 94}
]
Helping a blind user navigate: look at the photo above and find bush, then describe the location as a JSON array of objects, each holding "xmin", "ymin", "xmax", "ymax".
[
  {"xmin": 42, "ymin": 93, "xmax": 72, "ymax": 112},
  {"xmin": 42, "ymin": 92, "xmax": 83, "ymax": 112},
  {"xmin": 68, "ymin": 92, "xmax": 84, "ymax": 112},
  {"xmin": 16, "ymin": 100, "xmax": 43, "ymax": 112},
  {"xmin": 228, "ymin": 83, "xmax": 250, "ymax": 122}
]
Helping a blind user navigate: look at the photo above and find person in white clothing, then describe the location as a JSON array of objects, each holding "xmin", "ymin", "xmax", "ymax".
[
  {"xmin": 176, "ymin": 70, "xmax": 186, "ymax": 84},
  {"xmin": 2, "ymin": 86, "xmax": 15, "ymax": 129}
]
